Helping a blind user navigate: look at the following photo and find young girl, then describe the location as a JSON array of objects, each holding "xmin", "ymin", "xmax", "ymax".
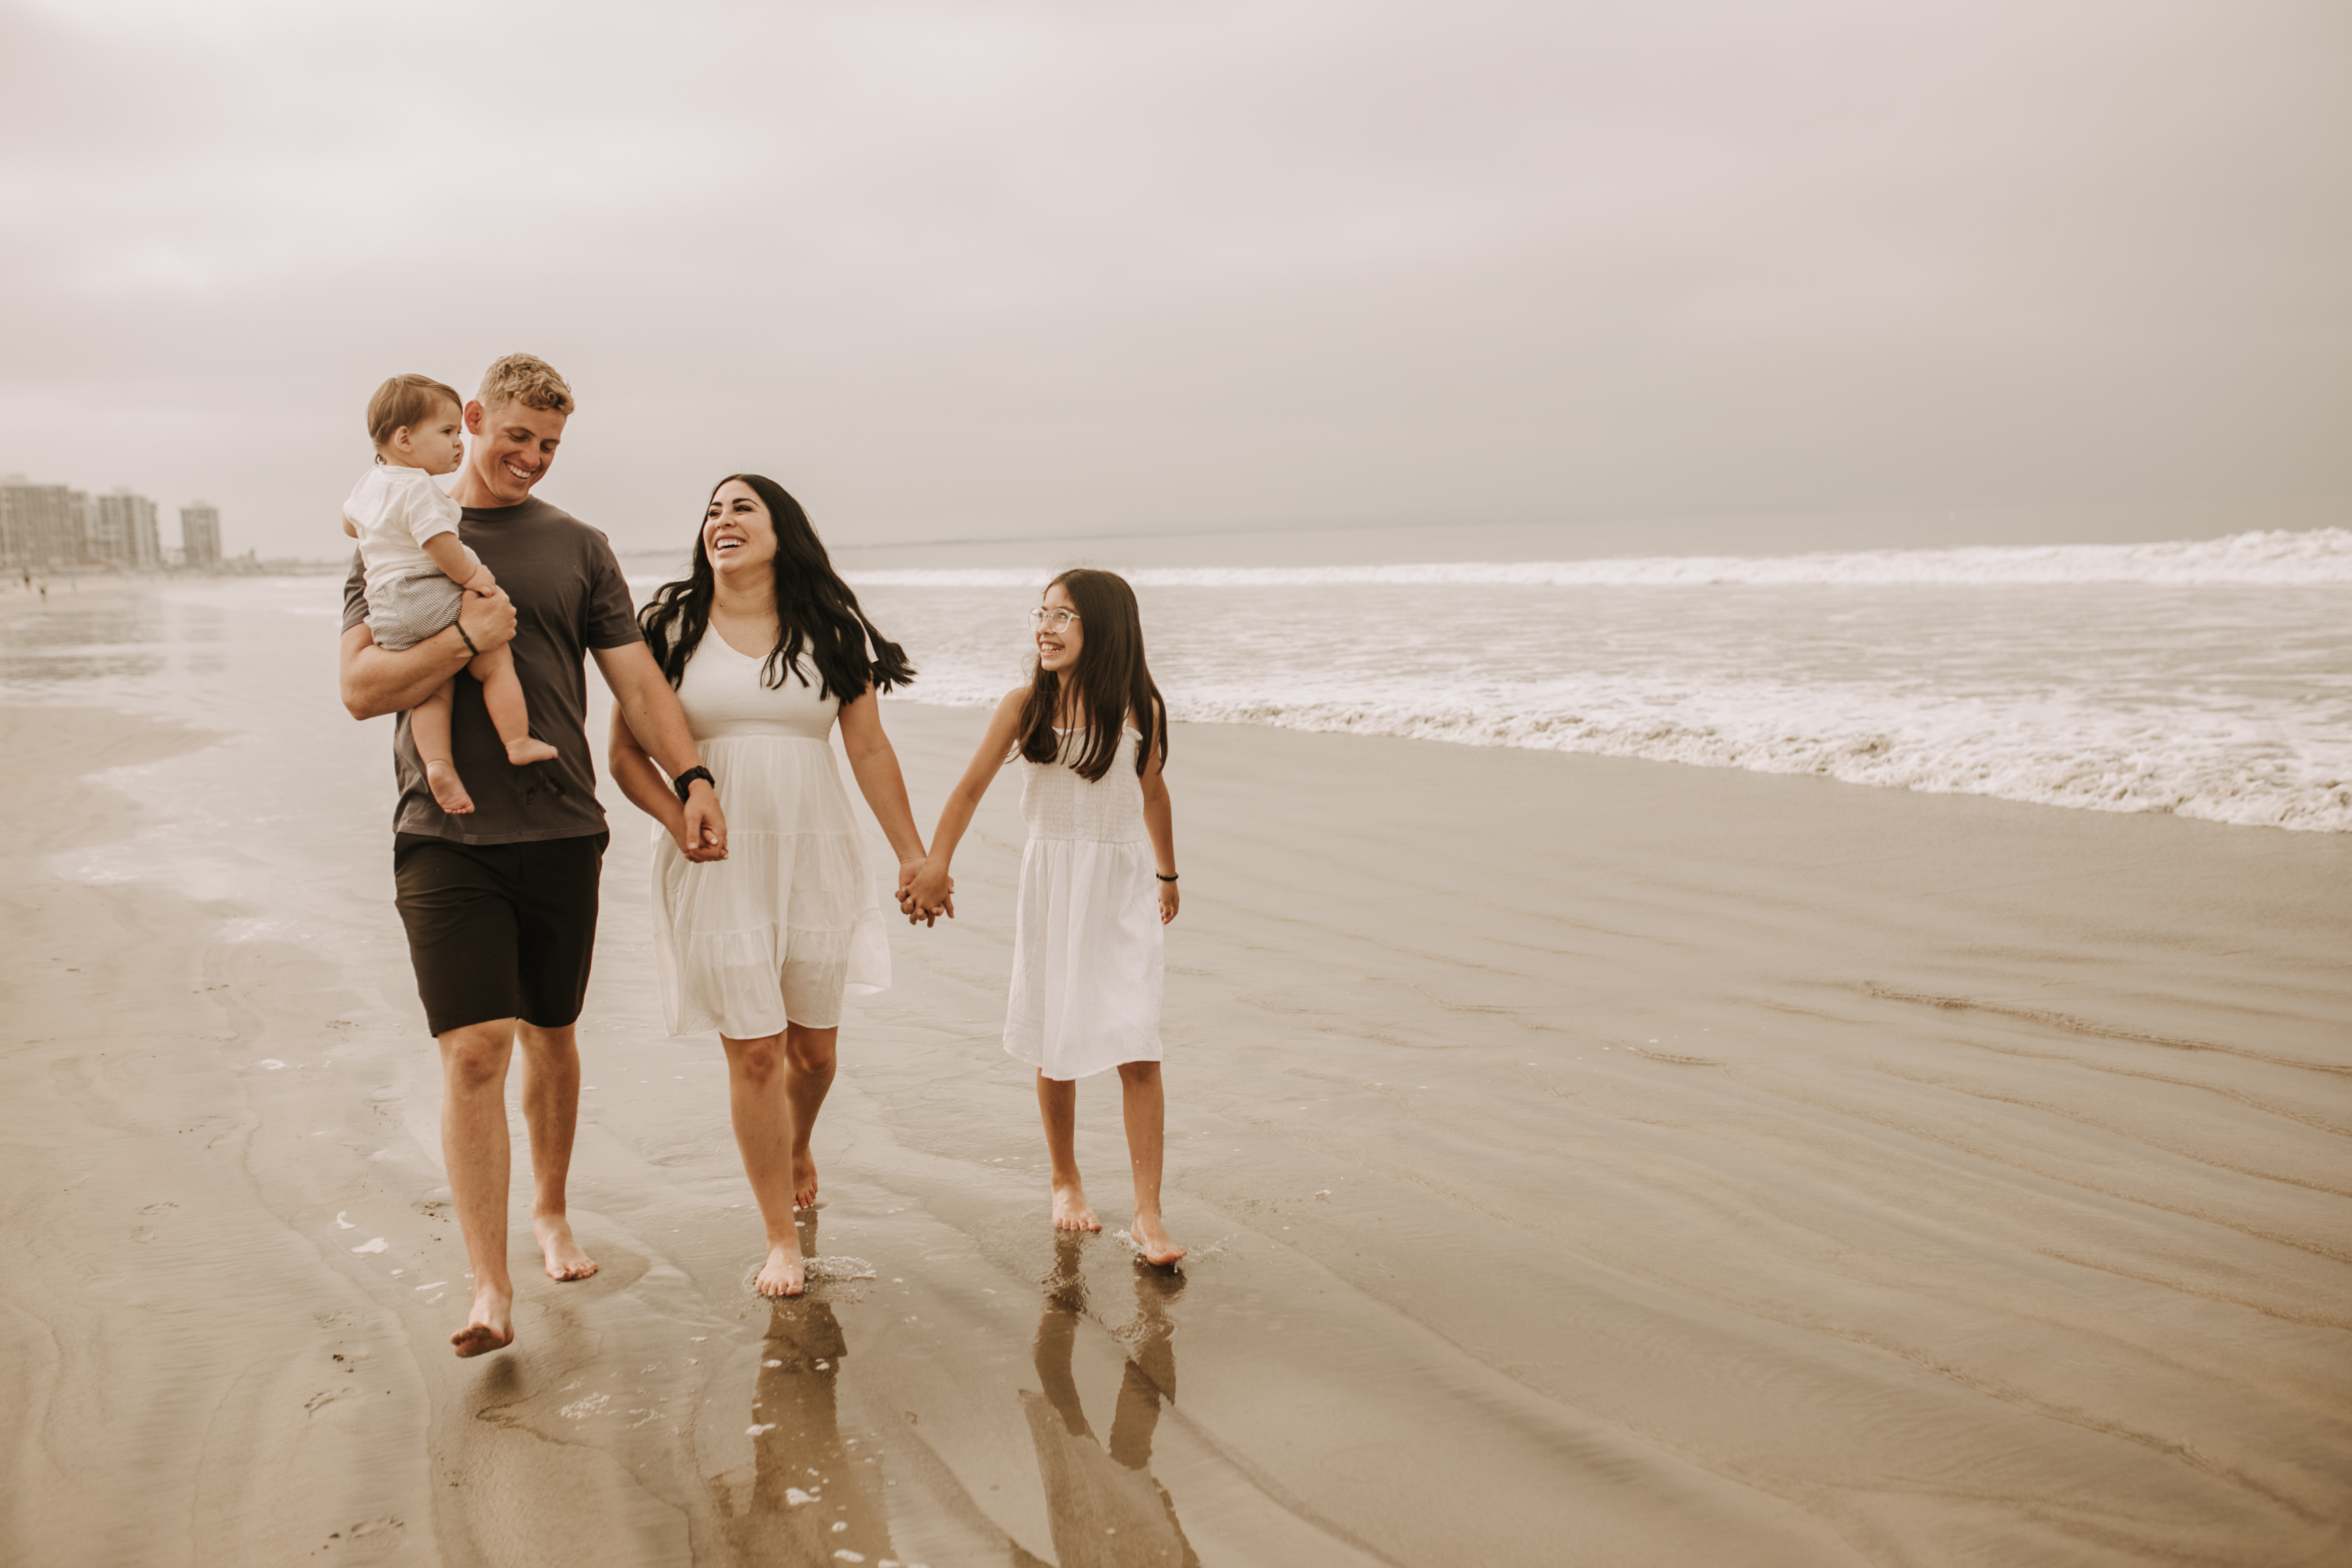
[
  {"xmin": 904, "ymin": 568, "xmax": 1185, "ymax": 1266},
  {"xmin": 343, "ymin": 372, "xmax": 558, "ymax": 815}
]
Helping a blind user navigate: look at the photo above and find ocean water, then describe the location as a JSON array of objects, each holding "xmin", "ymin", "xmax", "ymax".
[
  {"xmin": 795, "ymin": 526, "xmax": 2349, "ymax": 833},
  {"xmin": 4, "ymin": 525, "xmax": 2343, "ymax": 840}
]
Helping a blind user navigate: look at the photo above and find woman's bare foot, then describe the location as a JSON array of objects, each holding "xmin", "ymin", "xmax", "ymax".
[
  {"xmin": 756, "ymin": 1241, "xmax": 805, "ymax": 1298},
  {"xmin": 791, "ymin": 1147, "xmax": 820, "ymax": 1211},
  {"xmin": 1051, "ymin": 1181, "xmax": 1101, "ymax": 1232},
  {"xmin": 1127, "ymin": 1212, "xmax": 1187, "ymax": 1267},
  {"xmin": 534, "ymin": 1212, "xmax": 598, "ymax": 1281},
  {"xmin": 505, "ymin": 735, "xmax": 560, "ymax": 766},
  {"xmin": 425, "ymin": 760, "xmax": 475, "ymax": 815},
  {"xmin": 451, "ymin": 1286, "xmax": 513, "ymax": 1358}
]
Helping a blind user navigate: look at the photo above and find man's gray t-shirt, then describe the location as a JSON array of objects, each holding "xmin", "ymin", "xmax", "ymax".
[{"xmin": 342, "ymin": 496, "xmax": 642, "ymax": 844}]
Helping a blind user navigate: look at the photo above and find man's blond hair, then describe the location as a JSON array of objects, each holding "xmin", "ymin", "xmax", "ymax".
[{"xmin": 477, "ymin": 353, "xmax": 576, "ymax": 417}]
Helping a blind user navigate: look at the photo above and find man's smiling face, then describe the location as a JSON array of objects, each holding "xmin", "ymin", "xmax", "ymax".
[{"xmin": 462, "ymin": 398, "xmax": 567, "ymax": 505}]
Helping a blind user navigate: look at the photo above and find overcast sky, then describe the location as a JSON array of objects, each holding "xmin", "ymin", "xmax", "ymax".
[{"xmin": 2, "ymin": 0, "xmax": 2345, "ymax": 560}]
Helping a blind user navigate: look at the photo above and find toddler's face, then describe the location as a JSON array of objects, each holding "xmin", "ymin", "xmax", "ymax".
[{"xmin": 395, "ymin": 400, "xmax": 467, "ymax": 476}]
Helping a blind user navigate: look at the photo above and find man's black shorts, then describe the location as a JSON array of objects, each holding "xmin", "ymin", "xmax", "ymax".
[{"xmin": 393, "ymin": 831, "xmax": 609, "ymax": 1036}]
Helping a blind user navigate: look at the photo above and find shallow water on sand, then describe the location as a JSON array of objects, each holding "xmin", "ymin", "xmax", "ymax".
[{"xmin": 4, "ymin": 576, "xmax": 2349, "ymax": 1566}]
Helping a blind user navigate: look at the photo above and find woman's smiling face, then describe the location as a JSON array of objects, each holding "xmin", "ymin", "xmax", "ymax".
[
  {"xmin": 1035, "ymin": 581, "xmax": 1083, "ymax": 673},
  {"xmin": 703, "ymin": 479, "xmax": 777, "ymax": 577}
]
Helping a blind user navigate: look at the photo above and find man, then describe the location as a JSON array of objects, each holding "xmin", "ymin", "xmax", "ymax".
[{"xmin": 339, "ymin": 353, "xmax": 725, "ymax": 1358}]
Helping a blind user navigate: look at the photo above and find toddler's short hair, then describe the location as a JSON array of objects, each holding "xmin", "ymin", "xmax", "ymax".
[
  {"xmin": 366, "ymin": 373, "xmax": 462, "ymax": 449},
  {"xmin": 477, "ymin": 353, "xmax": 576, "ymax": 417}
]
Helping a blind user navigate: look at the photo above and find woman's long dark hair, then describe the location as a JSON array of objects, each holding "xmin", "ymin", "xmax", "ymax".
[
  {"xmin": 638, "ymin": 474, "xmax": 913, "ymax": 702},
  {"xmin": 1017, "ymin": 568, "xmax": 1165, "ymax": 782}
]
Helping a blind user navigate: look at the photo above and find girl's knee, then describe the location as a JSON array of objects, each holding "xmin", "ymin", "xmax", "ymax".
[
  {"xmin": 725, "ymin": 1036, "xmax": 784, "ymax": 1085},
  {"xmin": 784, "ymin": 1028, "xmax": 838, "ymax": 1075}
]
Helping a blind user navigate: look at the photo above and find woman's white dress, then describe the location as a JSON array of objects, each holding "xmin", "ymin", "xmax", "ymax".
[
  {"xmin": 650, "ymin": 637, "xmax": 889, "ymax": 1036},
  {"xmin": 1004, "ymin": 730, "xmax": 1164, "ymax": 1080}
]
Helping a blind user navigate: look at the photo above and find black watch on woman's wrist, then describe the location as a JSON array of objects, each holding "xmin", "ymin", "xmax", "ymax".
[{"xmin": 672, "ymin": 765, "xmax": 714, "ymax": 802}]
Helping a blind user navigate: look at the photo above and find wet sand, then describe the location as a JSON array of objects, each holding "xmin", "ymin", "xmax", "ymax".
[{"xmin": 3, "ymin": 696, "xmax": 2349, "ymax": 1566}]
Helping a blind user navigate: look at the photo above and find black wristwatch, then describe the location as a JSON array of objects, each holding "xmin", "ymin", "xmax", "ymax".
[{"xmin": 672, "ymin": 765, "xmax": 714, "ymax": 802}]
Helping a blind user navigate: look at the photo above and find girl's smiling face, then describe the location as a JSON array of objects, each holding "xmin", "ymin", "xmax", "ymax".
[
  {"xmin": 703, "ymin": 479, "xmax": 778, "ymax": 578},
  {"xmin": 1034, "ymin": 583, "xmax": 1083, "ymax": 673}
]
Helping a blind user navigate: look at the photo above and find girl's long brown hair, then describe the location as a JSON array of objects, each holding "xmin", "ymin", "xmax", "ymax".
[{"xmin": 1016, "ymin": 568, "xmax": 1166, "ymax": 782}]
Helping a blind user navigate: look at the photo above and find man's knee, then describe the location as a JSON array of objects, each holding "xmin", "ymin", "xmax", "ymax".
[{"xmin": 441, "ymin": 1022, "xmax": 514, "ymax": 1090}]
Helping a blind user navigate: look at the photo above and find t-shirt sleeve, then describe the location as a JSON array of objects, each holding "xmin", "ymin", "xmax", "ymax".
[
  {"xmin": 341, "ymin": 550, "xmax": 369, "ymax": 634},
  {"xmin": 582, "ymin": 531, "xmax": 644, "ymax": 649},
  {"xmin": 400, "ymin": 481, "xmax": 460, "ymax": 548}
]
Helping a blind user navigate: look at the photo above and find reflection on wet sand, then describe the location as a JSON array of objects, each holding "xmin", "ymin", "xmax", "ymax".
[
  {"xmin": 1024, "ymin": 1232, "xmax": 1199, "ymax": 1568},
  {"xmin": 719, "ymin": 1212, "xmax": 903, "ymax": 1567}
]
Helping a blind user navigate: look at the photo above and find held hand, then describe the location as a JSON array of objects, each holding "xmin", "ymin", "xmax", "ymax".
[
  {"xmin": 456, "ymin": 585, "xmax": 517, "ymax": 653},
  {"xmin": 680, "ymin": 782, "xmax": 728, "ymax": 862},
  {"xmin": 897, "ymin": 858, "xmax": 953, "ymax": 926},
  {"xmin": 1157, "ymin": 879, "xmax": 1179, "ymax": 925}
]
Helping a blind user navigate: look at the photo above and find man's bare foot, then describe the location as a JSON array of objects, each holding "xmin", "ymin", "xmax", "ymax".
[
  {"xmin": 534, "ymin": 1212, "xmax": 598, "ymax": 1281},
  {"xmin": 1051, "ymin": 1181, "xmax": 1101, "ymax": 1232},
  {"xmin": 451, "ymin": 1286, "xmax": 513, "ymax": 1358},
  {"xmin": 505, "ymin": 735, "xmax": 560, "ymax": 766},
  {"xmin": 791, "ymin": 1147, "xmax": 820, "ymax": 1212},
  {"xmin": 756, "ymin": 1242, "xmax": 805, "ymax": 1298},
  {"xmin": 1127, "ymin": 1213, "xmax": 1187, "ymax": 1267},
  {"xmin": 425, "ymin": 760, "xmax": 475, "ymax": 815}
]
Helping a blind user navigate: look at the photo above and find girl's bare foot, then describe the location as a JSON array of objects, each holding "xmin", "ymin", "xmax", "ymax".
[
  {"xmin": 1051, "ymin": 1181, "xmax": 1101, "ymax": 1232},
  {"xmin": 425, "ymin": 760, "xmax": 475, "ymax": 815},
  {"xmin": 791, "ymin": 1147, "xmax": 820, "ymax": 1211},
  {"xmin": 505, "ymin": 735, "xmax": 560, "ymax": 766},
  {"xmin": 534, "ymin": 1212, "xmax": 598, "ymax": 1281},
  {"xmin": 756, "ymin": 1241, "xmax": 805, "ymax": 1297},
  {"xmin": 1127, "ymin": 1212, "xmax": 1186, "ymax": 1267},
  {"xmin": 451, "ymin": 1285, "xmax": 514, "ymax": 1357}
]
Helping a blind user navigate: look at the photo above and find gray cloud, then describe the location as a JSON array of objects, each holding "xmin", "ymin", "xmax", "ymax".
[{"xmin": 2, "ymin": 0, "xmax": 2345, "ymax": 559}]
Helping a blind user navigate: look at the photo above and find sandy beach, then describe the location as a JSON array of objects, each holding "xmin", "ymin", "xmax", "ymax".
[{"xmin": 3, "ymin": 672, "xmax": 2347, "ymax": 1566}]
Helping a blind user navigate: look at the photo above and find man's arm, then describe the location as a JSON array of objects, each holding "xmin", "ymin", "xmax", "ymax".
[
  {"xmin": 593, "ymin": 641, "xmax": 726, "ymax": 855},
  {"xmin": 339, "ymin": 588, "xmax": 516, "ymax": 720}
]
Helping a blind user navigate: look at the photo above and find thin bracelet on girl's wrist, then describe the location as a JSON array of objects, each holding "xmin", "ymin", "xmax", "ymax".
[{"xmin": 454, "ymin": 618, "xmax": 480, "ymax": 656}]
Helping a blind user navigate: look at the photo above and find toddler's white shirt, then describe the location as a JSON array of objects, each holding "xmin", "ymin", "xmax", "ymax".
[{"xmin": 345, "ymin": 463, "xmax": 477, "ymax": 606}]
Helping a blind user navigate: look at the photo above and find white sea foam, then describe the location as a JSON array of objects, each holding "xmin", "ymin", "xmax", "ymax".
[
  {"xmin": 858, "ymin": 538, "xmax": 2350, "ymax": 832},
  {"xmin": 844, "ymin": 528, "xmax": 2352, "ymax": 589}
]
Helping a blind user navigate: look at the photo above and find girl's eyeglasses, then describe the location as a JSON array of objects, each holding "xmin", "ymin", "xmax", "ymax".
[{"xmin": 1028, "ymin": 608, "xmax": 1080, "ymax": 632}]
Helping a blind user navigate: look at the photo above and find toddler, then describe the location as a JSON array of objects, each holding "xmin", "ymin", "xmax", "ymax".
[{"xmin": 343, "ymin": 373, "xmax": 557, "ymax": 814}]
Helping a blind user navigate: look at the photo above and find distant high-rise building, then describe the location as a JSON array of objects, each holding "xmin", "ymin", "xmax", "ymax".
[
  {"xmin": 90, "ymin": 488, "xmax": 162, "ymax": 569},
  {"xmin": 0, "ymin": 476, "xmax": 91, "ymax": 570},
  {"xmin": 179, "ymin": 502, "xmax": 222, "ymax": 568}
]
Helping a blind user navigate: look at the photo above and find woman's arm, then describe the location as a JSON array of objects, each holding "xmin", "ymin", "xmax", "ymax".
[
  {"xmin": 1140, "ymin": 734, "xmax": 1178, "ymax": 925},
  {"xmin": 837, "ymin": 689, "xmax": 934, "ymax": 911},
  {"xmin": 337, "ymin": 589, "xmax": 515, "ymax": 720},
  {"xmin": 596, "ymin": 642, "xmax": 726, "ymax": 861},
  {"xmin": 901, "ymin": 689, "xmax": 1028, "ymax": 917}
]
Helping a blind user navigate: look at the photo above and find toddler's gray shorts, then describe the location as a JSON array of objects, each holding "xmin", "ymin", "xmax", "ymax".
[{"xmin": 367, "ymin": 571, "xmax": 466, "ymax": 653}]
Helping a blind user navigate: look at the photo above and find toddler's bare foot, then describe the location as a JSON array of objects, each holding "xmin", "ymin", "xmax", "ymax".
[
  {"xmin": 791, "ymin": 1147, "xmax": 820, "ymax": 1211},
  {"xmin": 756, "ymin": 1241, "xmax": 805, "ymax": 1297},
  {"xmin": 1127, "ymin": 1212, "xmax": 1187, "ymax": 1267},
  {"xmin": 506, "ymin": 735, "xmax": 560, "ymax": 766},
  {"xmin": 451, "ymin": 1285, "xmax": 513, "ymax": 1358},
  {"xmin": 534, "ymin": 1212, "xmax": 598, "ymax": 1281},
  {"xmin": 1050, "ymin": 1181, "xmax": 1101, "ymax": 1232},
  {"xmin": 426, "ymin": 760, "xmax": 475, "ymax": 815}
]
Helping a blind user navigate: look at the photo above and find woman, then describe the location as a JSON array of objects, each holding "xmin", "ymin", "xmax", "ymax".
[{"xmin": 611, "ymin": 474, "xmax": 938, "ymax": 1298}]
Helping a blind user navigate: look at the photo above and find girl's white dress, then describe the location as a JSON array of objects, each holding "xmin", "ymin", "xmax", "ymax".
[
  {"xmin": 1004, "ymin": 730, "xmax": 1164, "ymax": 1080},
  {"xmin": 650, "ymin": 637, "xmax": 889, "ymax": 1036}
]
